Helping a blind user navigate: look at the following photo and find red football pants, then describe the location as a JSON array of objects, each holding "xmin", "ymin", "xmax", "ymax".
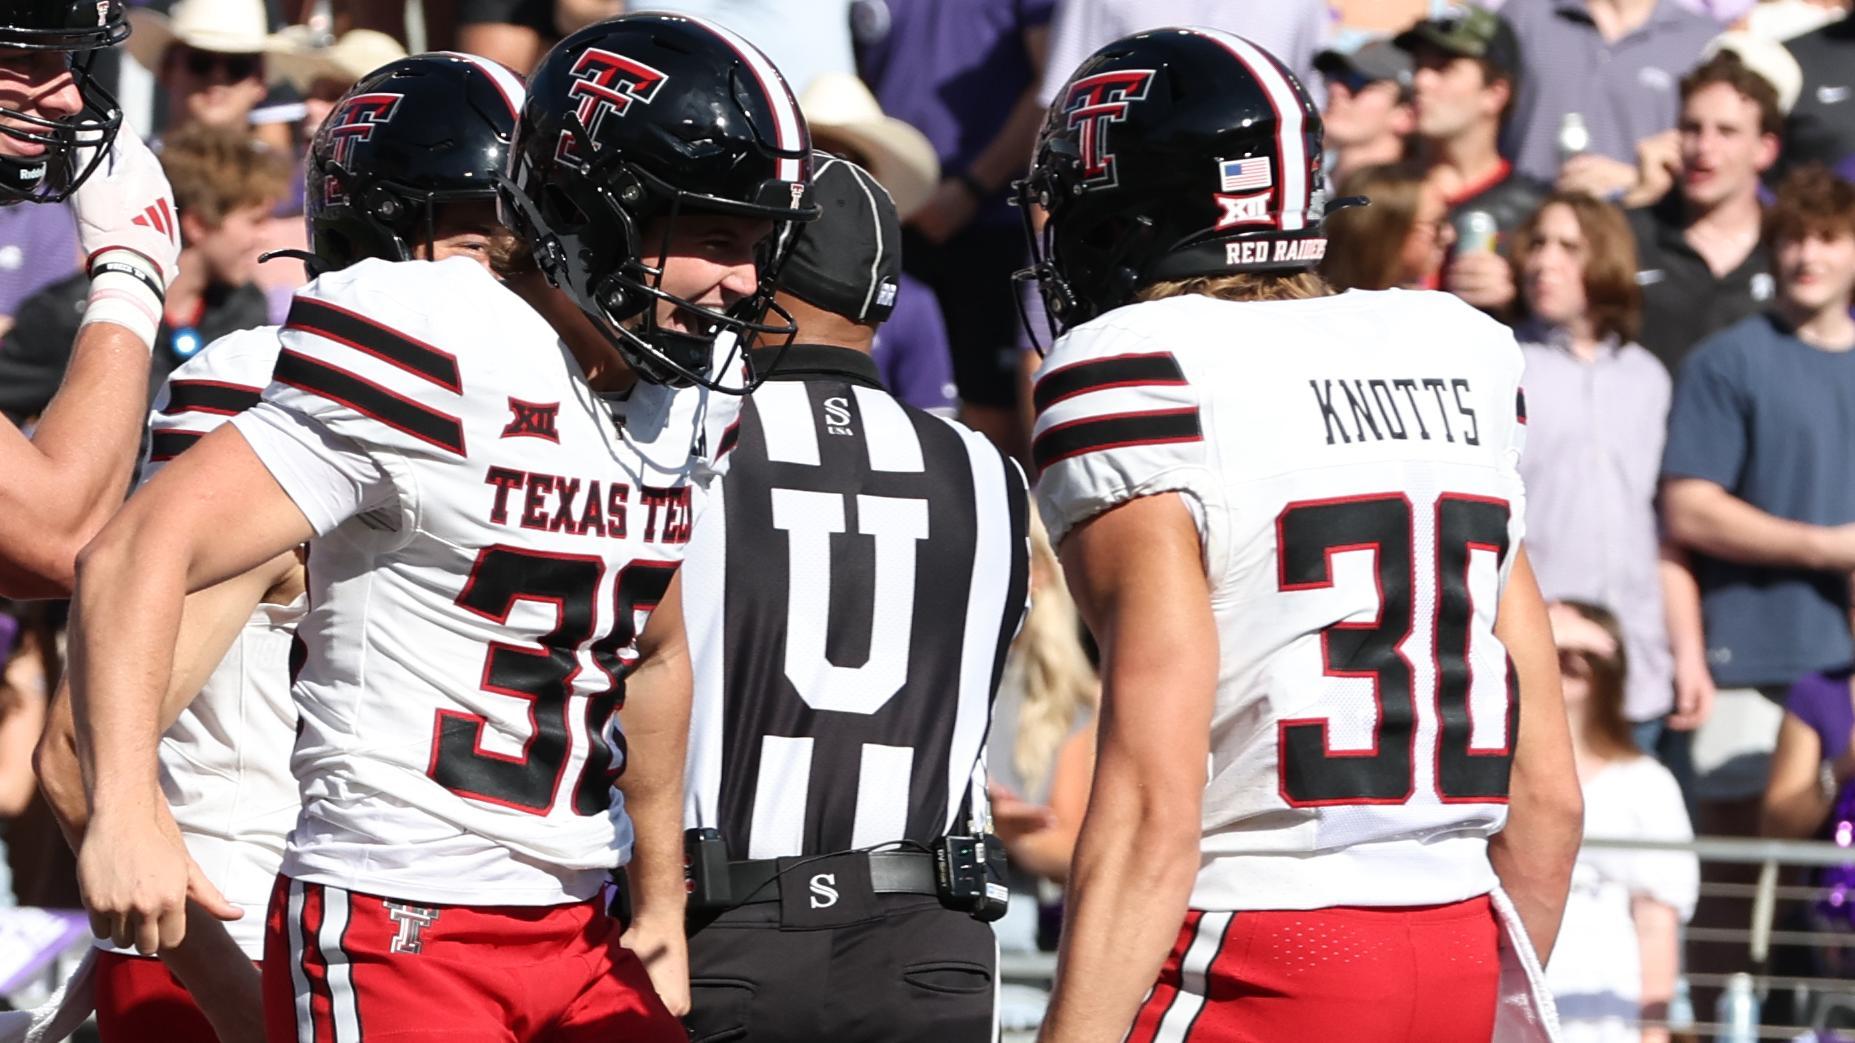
[
  {"xmin": 1127, "ymin": 895, "xmax": 1501, "ymax": 1043},
  {"xmin": 95, "ymin": 949, "xmax": 224, "ymax": 1043},
  {"xmin": 262, "ymin": 875, "xmax": 684, "ymax": 1043}
]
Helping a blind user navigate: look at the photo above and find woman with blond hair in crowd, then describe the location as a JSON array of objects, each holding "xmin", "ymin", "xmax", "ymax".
[
  {"xmin": 989, "ymin": 512, "xmax": 1097, "ymax": 886},
  {"xmin": 1545, "ymin": 601, "xmax": 1699, "ymax": 1043},
  {"xmin": 1321, "ymin": 162, "xmax": 1454, "ymax": 291},
  {"xmin": 1513, "ymin": 191, "xmax": 1709, "ymax": 752},
  {"xmin": 988, "ymin": 512, "xmax": 1097, "ymax": 1033}
]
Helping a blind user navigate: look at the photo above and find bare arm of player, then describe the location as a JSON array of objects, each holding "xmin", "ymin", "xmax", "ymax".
[
  {"xmin": 0, "ymin": 325, "xmax": 154, "ymax": 598},
  {"xmin": 39, "ymin": 548, "xmax": 298, "ymax": 840},
  {"xmin": 615, "ymin": 570, "xmax": 693, "ymax": 1016},
  {"xmin": 37, "ymin": 551, "xmax": 292, "ymax": 1043},
  {"xmin": 0, "ymin": 125, "xmax": 182, "ymax": 598},
  {"xmin": 1662, "ymin": 477, "xmax": 1855, "ymax": 573},
  {"xmin": 71, "ymin": 424, "xmax": 314, "ymax": 955},
  {"xmin": 1486, "ymin": 547, "xmax": 1583, "ymax": 963},
  {"xmin": 1039, "ymin": 494, "xmax": 1216, "ymax": 1043}
]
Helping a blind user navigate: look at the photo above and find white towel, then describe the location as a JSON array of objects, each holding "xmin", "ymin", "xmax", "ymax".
[{"xmin": 1491, "ymin": 888, "xmax": 1564, "ymax": 1043}]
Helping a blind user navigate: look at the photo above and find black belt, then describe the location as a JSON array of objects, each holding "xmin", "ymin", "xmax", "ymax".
[{"xmin": 726, "ymin": 850, "xmax": 938, "ymax": 905}]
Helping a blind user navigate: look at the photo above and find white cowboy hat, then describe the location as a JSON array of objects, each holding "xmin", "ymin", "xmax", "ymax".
[
  {"xmin": 799, "ymin": 73, "xmax": 939, "ymax": 221},
  {"xmin": 267, "ymin": 28, "xmax": 409, "ymax": 94},
  {"xmin": 126, "ymin": 0, "xmax": 287, "ymax": 74}
]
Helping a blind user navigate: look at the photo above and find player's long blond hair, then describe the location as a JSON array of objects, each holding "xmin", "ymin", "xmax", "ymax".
[{"xmin": 1010, "ymin": 513, "xmax": 1100, "ymax": 793}]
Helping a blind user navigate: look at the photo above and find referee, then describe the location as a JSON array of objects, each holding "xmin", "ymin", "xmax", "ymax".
[{"xmin": 678, "ymin": 156, "xmax": 1031, "ymax": 1042}]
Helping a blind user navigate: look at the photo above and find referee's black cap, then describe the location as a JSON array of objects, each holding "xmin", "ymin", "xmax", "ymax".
[{"xmin": 779, "ymin": 154, "xmax": 903, "ymax": 325}]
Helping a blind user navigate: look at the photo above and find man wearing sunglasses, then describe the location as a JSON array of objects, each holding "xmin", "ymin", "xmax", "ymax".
[
  {"xmin": 1315, "ymin": 37, "xmax": 1415, "ymax": 185},
  {"xmin": 126, "ymin": 0, "xmax": 279, "ymax": 135},
  {"xmin": 0, "ymin": 0, "xmax": 182, "ymax": 597}
]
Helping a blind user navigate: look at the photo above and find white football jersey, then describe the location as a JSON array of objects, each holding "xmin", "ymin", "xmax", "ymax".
[
  {"xmin": 100, "ymin": 328, "xmax": 302, "ymax": 960},
  {"xmin": 1034, "ymin": 289, "xmax": 1528, "ymax": 911},
  {"xmin": 228, "ymin": 257, "xmax": 733, "ymax": 906}
]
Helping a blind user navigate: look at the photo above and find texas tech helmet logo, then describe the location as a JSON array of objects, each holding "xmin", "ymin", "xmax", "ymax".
[
  {"xmin": 1061, "ymin": 69, "xmax": 1155, "ymax": 188},
  {"xmin": 326, "ymin": 93, "xmax": 403, "ymax": 168},
  {"xmin": 557, "ymin": 48, "xmax": 670, "ymax": 169},
  {"xmin": 322, "ymin": 92, "xmax": 403, "ymax": 204}
]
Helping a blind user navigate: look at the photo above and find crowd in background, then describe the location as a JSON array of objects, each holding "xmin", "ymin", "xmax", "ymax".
[{"xmin": 5, "ymin": 0, "xmax": 1855, "ymax": 1038}]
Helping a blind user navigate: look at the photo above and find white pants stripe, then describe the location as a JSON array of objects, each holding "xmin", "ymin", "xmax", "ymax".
[
  {"xmin": 1153, "ymin": 911, "xmax": 1234, "ymax": 1043},
  {"xmin": 318, "ymin": 886, "xmax": 362, "ymax": 1042},
  {"xmin": 288, "ymin": 879, "xmax": 364, "ymax": 1043},
  {"xmin": 286, "ymin": 880, "xmax": 314, "ymax": 1043}
]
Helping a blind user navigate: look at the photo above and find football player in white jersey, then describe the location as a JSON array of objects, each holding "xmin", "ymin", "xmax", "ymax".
[
  {"xmin": 66, "ymin": 15, "xmax": 815, "ymax": 1042},
  {"xmin": 1019, "ymin": 29, "xmax": 1582, "ymax": 1043},
  {"xmin": 29, "ymin": 52, "xmax": 527, "ymax": 1043}
]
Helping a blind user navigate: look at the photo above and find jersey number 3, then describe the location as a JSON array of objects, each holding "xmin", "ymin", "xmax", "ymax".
[{"xmin": 1276, "ymin": 494, "xmax": 1515, "ymax": 807}]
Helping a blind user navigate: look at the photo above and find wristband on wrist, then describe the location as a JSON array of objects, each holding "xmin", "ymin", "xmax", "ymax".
[
  {"xmin": 1822, "ymin": 761, "xmax": 1840, "ymax": 803},
  {"xmin": 952, "ymin": 169, "xmax": 990, "ymax": 202},
  {"xmin": 81, "ymin": 248, "xmax": 167, "ymax": 353}
]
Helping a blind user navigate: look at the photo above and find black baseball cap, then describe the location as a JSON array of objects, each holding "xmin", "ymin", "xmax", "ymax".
[
  {"xmin": 1314, "ymin": 39, "xmax": 1413, "ymax": 92},
  {"xmin": 1395, "ymin": 5, "xmax": 1522, "ymax": 81},
  {"xmin": 778, "ymin": 154, "xmax": 902, "ymax": 325}
]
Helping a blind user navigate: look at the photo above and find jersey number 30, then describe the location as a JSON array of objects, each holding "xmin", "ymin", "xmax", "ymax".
[
  {"xmin": 431, "ymin": 546, "xmax": 677, "ymax": 816},
  {"xmin": 1276, "ymin": 494, "xmax": 1514, "ymax": 807}
]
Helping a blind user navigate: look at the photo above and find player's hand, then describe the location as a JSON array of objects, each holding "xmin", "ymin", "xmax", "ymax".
[
  {"xmin": 76, "ymin": 805, "xmax": 191, "ymax": 953},
  {"xmin": 621, "ymin": 913, "xmax": 690, "ymax": 1016},
  {"xmin": 989, "ymin": 781, "xmax": 1057, "ymax": 844},
  {"xmin": 1666, "ymin": 653, "xmax": 1716, "ymax": 732},
  {"xmin": 1555, "ymin": 152, "xmax": 1637, "ymax": 201},
  {"xmin": 1442, "ymin": 249, "xmax": 1516, "ymax": 312},
  {"xmin": 907, "ymin": 178, "xmax": 982, "ymax": 246},
  {"xmin": 76, "ymin": 805, "xmax": 242, "ymax": 954},
  {"xmin": 70, "ymin": 122, "xmax": 181, "ymax": 289}
]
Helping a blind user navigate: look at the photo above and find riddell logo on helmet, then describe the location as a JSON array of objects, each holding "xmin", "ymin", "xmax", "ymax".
[
  {"xmin": 1061, "ymin": 69, "xmax": 1155, "ymax": 188},
  {"xmin": 557, "ymin": 48, "xmax": 670, "ymax": 170}
]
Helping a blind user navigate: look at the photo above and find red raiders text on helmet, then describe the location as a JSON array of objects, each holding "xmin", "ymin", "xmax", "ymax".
[
  {"xmin": 1061, "ymin": 69, "xmax": 1155, "ymax": 189},
  {"xmin": 556, "ymin": 48, "xmax": 669, "ymax": 169}
]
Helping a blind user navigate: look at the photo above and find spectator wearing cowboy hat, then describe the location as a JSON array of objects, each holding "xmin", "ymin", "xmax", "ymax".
[
  {"xmin": 127, "ymin": 0, "xmax": 286, "ymax": 139},
  {"xmin": 268, "ymin": 27, "xmax": 409, "ymax": 136},
  {"xmin": 800, "ymin": 72, "xmax": 960, "ymax": 416}
]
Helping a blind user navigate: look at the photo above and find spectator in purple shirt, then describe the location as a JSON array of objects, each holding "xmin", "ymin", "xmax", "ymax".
[
  {"xmin": 1498, "ymin": 0, "xmax": 1720, "ymax": 192},
  {"xmin": 1513, "ymin": 191, "xmax": 1706, "ymax": 753},
  {"xmin": 0, "ymin": 202, "xmax": 79, "ymax": 338},
  {"xmin": 856, "ymin": 0, "xmax": 1054, "ymax": 461}
]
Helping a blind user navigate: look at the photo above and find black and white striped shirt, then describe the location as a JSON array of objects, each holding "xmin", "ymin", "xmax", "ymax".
[{"xmin": 681, "ymin": 344, "xmax": 1030, "ymax": 860}]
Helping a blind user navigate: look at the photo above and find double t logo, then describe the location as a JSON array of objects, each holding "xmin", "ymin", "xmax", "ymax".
[
  {"xmin": 1061, "ymin": 69, "xmax": 1155, "ymax": 188},
  {"xmin": 556, "ymin": 48, "xmax": 670, "ymax": 169}
]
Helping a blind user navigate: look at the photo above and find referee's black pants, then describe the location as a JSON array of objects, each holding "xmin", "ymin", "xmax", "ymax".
[{"xmin": 683, "ymin": 894, "xmax": 995, "ymax": 1042}]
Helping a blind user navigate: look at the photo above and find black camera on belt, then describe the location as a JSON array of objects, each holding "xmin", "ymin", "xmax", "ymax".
[
  {"xmin": 934, "ymin": 833, "xmax": 1009, "ymax": 922},
  {"xmin": 683, "ymin": 828, "xmax": 1008, "ymax": 923}
]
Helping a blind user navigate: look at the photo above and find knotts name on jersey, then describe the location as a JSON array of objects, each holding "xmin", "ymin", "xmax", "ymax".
[
  {"xmin": 483, "ymin": 466, "xmax": 694, "ymax": 544},
  {"xmin": 1309, "ymin": 377, "xmax": 1481, "ymax": 447}
]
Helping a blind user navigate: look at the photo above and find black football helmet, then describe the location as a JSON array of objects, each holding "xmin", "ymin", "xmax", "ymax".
[
  {"xmin": 0, "ymin": 0, "xmax": 129, "ymax": 204},
  {"xmin": 303, "ymin": 52, "xmax": 525, "ymax": 276},
  {"xmin": 498, "ymin": 13, "xmax": 818, "ymax": 391},
  {"xmin": 1017, "ymin": 27, "xmax": 1350, "ymax": 337}
]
